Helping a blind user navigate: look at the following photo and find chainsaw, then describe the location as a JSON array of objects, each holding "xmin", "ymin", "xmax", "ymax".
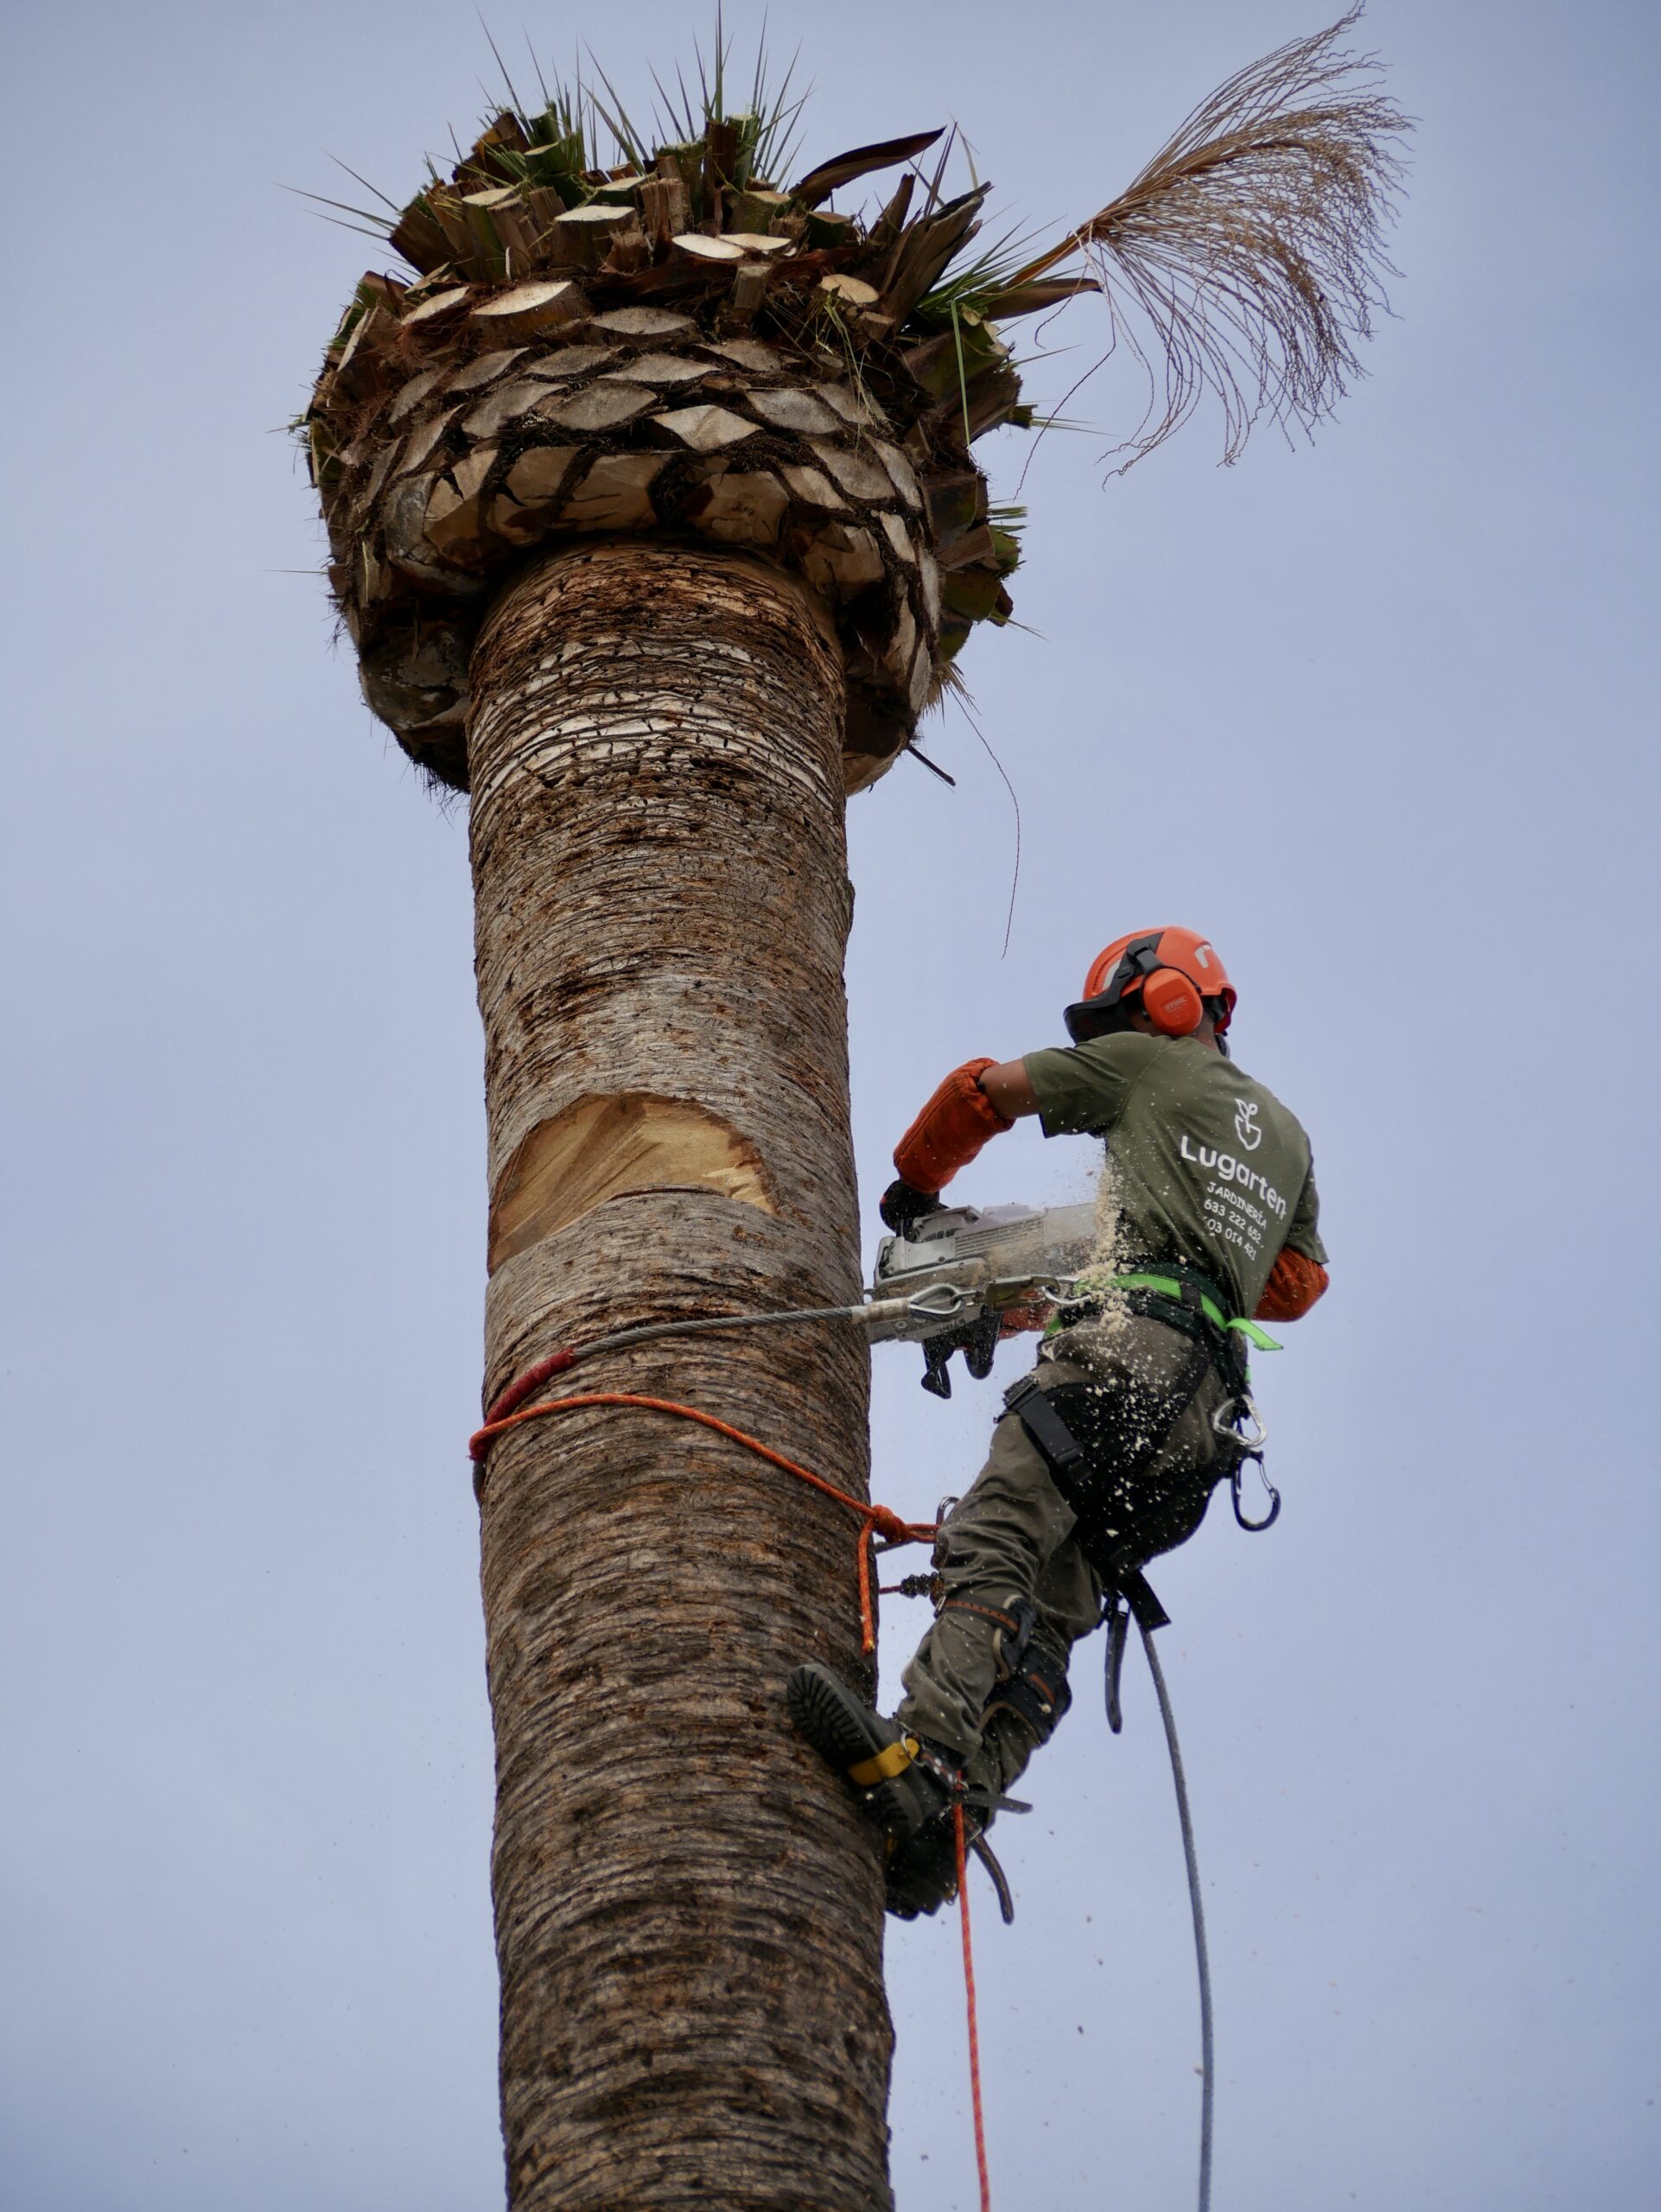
[{"xmin": 863, "ymin": 1200, "xmax": 1100, "ymax": 1397}]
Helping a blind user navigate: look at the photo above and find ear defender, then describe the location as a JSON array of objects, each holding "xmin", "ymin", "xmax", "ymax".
[{"xmin": 1141, "ymin": 966, "xmax": 1206, "ymax": 1036}]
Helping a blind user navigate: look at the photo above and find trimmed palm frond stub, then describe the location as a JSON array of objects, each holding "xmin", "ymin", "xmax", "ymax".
[
  {"xmin": 303, "ymin": 11, "xmax": 1405, "ymax": 792},
  {"xmin": 1014, "ymin": 6, "xmax": 1409, "ymax": 467}
]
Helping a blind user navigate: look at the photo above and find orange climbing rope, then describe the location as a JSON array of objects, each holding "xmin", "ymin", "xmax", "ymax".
[
  {"xmin": 953, "ymin": 1803, "xmax": 994, "ymax": 2209},
  {"xmin": 468, "ymin": 1390, "xmax": 936, "ymax": 1655}
]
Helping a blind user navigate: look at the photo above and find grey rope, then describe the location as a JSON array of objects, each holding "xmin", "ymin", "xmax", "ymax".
[{"xmin": 1137, "ymin": 1618, "xmax": 1214, "ymax": 2212}]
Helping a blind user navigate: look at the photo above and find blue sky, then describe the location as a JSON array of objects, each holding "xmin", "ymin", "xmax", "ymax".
[{"xmin": 2, "ymin": 3, "xmax": 1656, "ymax": 2206}]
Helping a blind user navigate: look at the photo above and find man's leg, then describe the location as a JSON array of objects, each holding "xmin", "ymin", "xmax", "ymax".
[
  {"xmin": 895, "ymin": 1357, "xmax": 1097, "ymax": 1765},
  {"xmin": 969, "ymin": 1539, "xmax": 1100, "ymax": 1801}
]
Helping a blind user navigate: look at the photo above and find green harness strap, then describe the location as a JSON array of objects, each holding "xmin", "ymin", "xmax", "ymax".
[{"xmin": 1054, "ymin": 1269, "xmax": 1283, "ymax": 1352}]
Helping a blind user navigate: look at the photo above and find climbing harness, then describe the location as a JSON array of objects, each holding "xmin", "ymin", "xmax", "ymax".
[{"xmin": 1007, "ymin": 1262, "xmax": 1284, "ymax": 1583}]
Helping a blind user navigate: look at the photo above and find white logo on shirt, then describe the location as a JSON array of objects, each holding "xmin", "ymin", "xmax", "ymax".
[{"xmin": 1234, "ymin": 1097, "xmax": 1263, "ymax": 1151}]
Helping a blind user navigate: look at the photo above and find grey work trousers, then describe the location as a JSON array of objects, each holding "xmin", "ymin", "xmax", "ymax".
[{"xmin": 894, "ymin": 1312, "xmax": 1236, "ymax": 1798}]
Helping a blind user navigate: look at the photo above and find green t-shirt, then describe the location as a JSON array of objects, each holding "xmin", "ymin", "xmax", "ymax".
[{"xmin": 1021, "ymin": 1033, "xmax": 1327, "ymax": 1318}]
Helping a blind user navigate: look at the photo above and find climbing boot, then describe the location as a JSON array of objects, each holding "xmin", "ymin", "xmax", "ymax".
[
  {"xmin": 884, "ymin": 1819, "xmax": 964, "ymax": 1920},
  {"xmin": 786, "ymin": 1662, "xmax": 963, "ymax": 1856}
]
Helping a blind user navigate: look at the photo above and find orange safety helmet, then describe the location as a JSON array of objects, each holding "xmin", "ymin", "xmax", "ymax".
[{"xmin": 1065, "ymin": 928, "xmax": 1236, "ymax": 1045}]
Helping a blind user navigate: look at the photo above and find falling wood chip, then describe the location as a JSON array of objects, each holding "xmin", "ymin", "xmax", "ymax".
[
  {"xmin": 471, "ymin": 278, "xmax": 589, "ymax": 344},
  {"xmin": 536, "ymin": 383, "xmax": 654, "ymax": 433},
  {"xmin": 748, "ymin": 388, "xmax": 842, "ymax": 435},
  {"xmin": 650, "ymin": 404, "xmax": 758, "ymax": 452},
  {"xmin": 563, "ymin": 452, "xmax": 668, "ymax": 530}
]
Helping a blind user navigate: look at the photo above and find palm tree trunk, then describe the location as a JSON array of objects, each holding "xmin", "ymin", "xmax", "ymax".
[{"xmin": 468, "ymin": 541, "xmax": 893, "ymax": 2210}]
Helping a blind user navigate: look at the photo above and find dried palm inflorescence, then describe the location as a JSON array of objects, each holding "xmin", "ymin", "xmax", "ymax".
[{"xmin": 304, "ymin": 10, "xmax": 1406, "ymax": 793}]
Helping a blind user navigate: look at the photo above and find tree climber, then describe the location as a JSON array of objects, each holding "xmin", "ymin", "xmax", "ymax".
[{"xmin": 788, "ymin": 928, "xmax": 1329, "ymax": 1916}]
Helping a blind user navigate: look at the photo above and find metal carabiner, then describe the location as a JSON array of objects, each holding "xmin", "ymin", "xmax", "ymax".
[
  {"xmin": 1231, "ymin": 1454, "xmax": 1281, "ymax": 1531},
  {"xmin": 1215, "ymin": 1394, "xmax": 1279, "ymax": 1529},
  {"xmin": 1212, "ymin": 1392, "xmax": 1268, "ymax": 1453}
]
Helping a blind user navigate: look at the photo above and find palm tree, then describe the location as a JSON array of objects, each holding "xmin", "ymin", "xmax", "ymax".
[{"xmin": 302, "ymin": 14, "xmax": 1403, "ymax": 2205}]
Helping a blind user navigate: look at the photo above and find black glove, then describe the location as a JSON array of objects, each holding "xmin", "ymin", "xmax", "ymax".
[{"xmin": 880, "ymin": 1179, "xmax": 946, "ymax": 1236}]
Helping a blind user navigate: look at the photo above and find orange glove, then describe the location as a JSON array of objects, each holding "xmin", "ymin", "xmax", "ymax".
[
  {"xmin": 893, "ymin": 1058, "xmax": 1015, "ymax": 1194},
  {"xmin": 1254, "ymin": 1249, "xmax": 1329, "ymax": 1322}
]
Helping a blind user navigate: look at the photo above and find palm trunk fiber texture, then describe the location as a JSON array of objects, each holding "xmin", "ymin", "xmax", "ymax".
[{"xmin": 469, "ymin": 542, "xmax": 894, "ymax": 2212}]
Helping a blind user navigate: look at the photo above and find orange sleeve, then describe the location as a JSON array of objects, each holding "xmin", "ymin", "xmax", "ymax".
[
  {"xmin": 1254, "ymin": 1249, "xmax": 1330, "ymax": 1322},
  {"xmin": 893, "ymin": 1058, "xmax": 1015, "ymax": 1195}
]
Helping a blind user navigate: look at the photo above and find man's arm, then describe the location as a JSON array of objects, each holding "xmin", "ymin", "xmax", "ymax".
[
  {"xmin": 1254, "ymin": 1249, "xmax": 1329, "ymax": 1320},
  {"xmin": 976, "ymin": 1058, "xmax": 1040, "ymax": 1120},
  {"xmin": 1254, "ymin": 1160, "xmax": 1329, "ymax": 1319},
  {"xmin": 878, "ymin": 1056, "xmax": 1034, "ymax": 1232}
]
